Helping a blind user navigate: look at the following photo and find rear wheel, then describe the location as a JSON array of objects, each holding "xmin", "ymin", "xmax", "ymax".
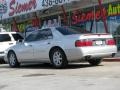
[
  {"xmin": 8, "ymin": 51, "xmax": 20, "ymax": 68},
  {"xmin": 50, "ymin": 48, "xmax": 68, "ymax": 68},
  {"xmin": 88, "ymin": 58, "xmax": 102, "ymax": 66}
]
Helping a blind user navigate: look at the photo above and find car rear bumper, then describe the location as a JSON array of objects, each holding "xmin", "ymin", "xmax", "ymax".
[{"xmin": 65, "ymin": 46, "xmax": 117, "ymax": 61}]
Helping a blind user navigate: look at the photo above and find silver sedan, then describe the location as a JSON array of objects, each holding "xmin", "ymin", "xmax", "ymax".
[{"xmin": 4, "ymin": 26, "xmax": 117, "ymax": 68}]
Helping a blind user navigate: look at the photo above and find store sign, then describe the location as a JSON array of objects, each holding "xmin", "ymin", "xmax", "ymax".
[
  {"xmin": 9, "ymin": 0, "xmax": 37, "ymax": 16},
  {"xmin": 72, "ymin": 8, "xmax": 107, "ymax": 24},
  {"xmin": 42, "ymin": 0, "xmax": 70, "ymax": 7},
  {"xmin": 108, "ymin": 4, "xmax": 120, "ymax": 16},
  {"xmin": 72, "ymin": 3, "xmax": 120, "ymax": 24},
  {"xmin": 2, "ymin": 0, "xmax": 75, "ymax": 19}
]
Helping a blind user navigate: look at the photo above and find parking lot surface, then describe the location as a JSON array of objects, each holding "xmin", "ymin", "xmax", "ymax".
[{"xmin": 0, "ymin": 62, "xmax": 120, "ymax": 90}]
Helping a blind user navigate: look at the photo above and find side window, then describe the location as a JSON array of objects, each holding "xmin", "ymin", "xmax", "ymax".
[
  {"xmin": 35, "ymin": 29, "xmax": 53, "ymax": 41},
  {"xmin": 25, "ymin": 29, "xmax": 53, "ymax": 42},
  {"xmin": 0, "ymin": 34, "xmax": 11, "ymax": 42},
  {"xmin": 25, "ymin": 31, "xmax": 38, "ymax": 42},
  {"xmin": 12, "ymin": 34, "xmax": 23, "ymax": 41}
]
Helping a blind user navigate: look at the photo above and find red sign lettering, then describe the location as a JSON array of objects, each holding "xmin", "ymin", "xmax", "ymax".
[
  {"xmin": 32, "ymin": 18, "xmax": 40, "ymax": 27},
  {"xmin": 72, "ymin": 8, "xmax": 107, "ymax": 24},
  {"xmin": 9, "ymin": 0, "xmax": 37, "ymax": 16}
]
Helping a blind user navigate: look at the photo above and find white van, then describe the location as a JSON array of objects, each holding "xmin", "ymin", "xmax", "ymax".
[{"xmin": 0, "ymin": 32, "xmax": 23, "ymax": 63}]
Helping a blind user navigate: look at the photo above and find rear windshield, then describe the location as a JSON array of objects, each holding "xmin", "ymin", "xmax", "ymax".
[
  {"xmin": 0, "ymin": 34, "xmax": 11, "ymax": 42},
  {"xmin": 56, "ymin": 26, "xmax": 90, "ymax": 35},
  {"xmin": 12, "ymin": 34, "xmax": 23, "ymax": 41}
]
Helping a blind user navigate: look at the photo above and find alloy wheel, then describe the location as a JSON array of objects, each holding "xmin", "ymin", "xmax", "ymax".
[{"xmin": 53, "ymin": 51, "xmax": 63, "ymax": 66}]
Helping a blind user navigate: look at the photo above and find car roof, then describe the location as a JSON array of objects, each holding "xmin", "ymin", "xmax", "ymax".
[
  {"xmin": 40, "ymin": 27, "xmax": 56, "ymax": 30},
  {"xmin": 0, "ymin": 32, "xmax": 19, "ymax": 34}
]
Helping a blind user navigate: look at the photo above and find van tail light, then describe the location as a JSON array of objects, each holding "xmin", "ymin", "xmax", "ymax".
[
  {"xmin": 75, "ymin": 40, "xmax": 93, "ymax": 47},
  {"xmin": 106, "ymin": 39, "xmax": 116, "ymax": 45}
]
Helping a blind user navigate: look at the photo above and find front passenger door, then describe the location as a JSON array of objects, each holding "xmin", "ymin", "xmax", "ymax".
[{"xmin": 19, "ymin": 31, "xmax": 38, "ymax": 61}]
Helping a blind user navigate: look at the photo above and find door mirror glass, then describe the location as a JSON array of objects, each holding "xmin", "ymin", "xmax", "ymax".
[{"xmin": 18, "ymin": 39, "xmax": 23, "ymax": 43}]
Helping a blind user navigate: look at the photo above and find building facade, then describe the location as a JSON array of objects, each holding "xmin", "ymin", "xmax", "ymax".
[{"xmin": 1, "ymin": 0, "xmax": 120, "ymax": 50}]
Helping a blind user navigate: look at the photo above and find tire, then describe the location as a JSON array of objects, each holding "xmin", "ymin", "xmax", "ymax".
[
  {"xmin": 88, "ymin": 58, "xmax": 102, "ymax": 66},
  {"xmin": 50, "ymin": 48, "xmax": 68, "ymax": 68},
  {"xmin": 8, "ymin": 51, "xmax": 20, "ymax": 68},
  {"xmin": 0, "ymin": 59, "xmax": 6, "ymax": 64}
]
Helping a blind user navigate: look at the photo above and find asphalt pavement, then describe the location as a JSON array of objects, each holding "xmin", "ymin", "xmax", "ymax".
[
  {"xmin": 103, "ymin": 51, "xmax": 120, "ymax": 61},
  {"xmin": 0, "ymin": 62, "xmax": 120, "ymax": 90}
]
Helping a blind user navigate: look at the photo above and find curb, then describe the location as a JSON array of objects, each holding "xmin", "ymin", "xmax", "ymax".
[{"xmin": 103, "ymin": 58, "xmax": 120, "ymax": 62}]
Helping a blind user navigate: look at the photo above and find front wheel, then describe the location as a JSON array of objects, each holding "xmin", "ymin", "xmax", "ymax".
[
  {"xmin": 88, "ymin": 58, "xmax": 102, "ymax": 66},
  {"xmin": 50, "ymin": 48, "xmax": 68, "ymax": 68},
  {"xmin": 8, "ymin": 51, "xmax": 20, "ymax": 68}
]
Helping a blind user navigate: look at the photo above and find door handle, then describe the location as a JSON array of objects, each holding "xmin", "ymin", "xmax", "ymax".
[
  {"xmin": 47, "ymin": 42, "xmax": 51, "ymax": 44},
  {"xmin": 9, "ymin": 43, "xmax": 13, "ymax": 45},
  {"xmin": 28, "ymin": 45, "xmax": 32, "ymax": 47}
]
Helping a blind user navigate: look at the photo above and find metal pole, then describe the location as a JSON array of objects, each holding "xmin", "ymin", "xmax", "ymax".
[
  {"xmin": 61, "ymin": 5, "xmax": 68, "ymax": 25},
  {"xmin": 98, "ymin": 0, "xmax": 108, "ymax": 33},
  {"xmin": 93, "ymin": 1, "xmax": 97, "ymax": 33}
]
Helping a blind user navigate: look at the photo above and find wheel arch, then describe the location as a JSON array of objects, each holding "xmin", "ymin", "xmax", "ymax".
[
  {"xmin": 7, "ymin": 49, "xmax": 20, "ymax": 68},
  {"xmin": 7, "ymin": 50, "xmax": 16, "ymax": 58},
  {"xmin": 49, "ymin": 46, "xmax": 67, "ymax": 59}
]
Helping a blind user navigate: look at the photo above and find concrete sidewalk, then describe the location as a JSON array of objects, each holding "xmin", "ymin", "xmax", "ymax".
[{"xmin": 103, "ymin": 51, "xmax": 120, "ymax": 62}]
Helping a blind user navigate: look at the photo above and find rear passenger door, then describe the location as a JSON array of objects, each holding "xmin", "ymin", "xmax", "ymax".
[{"xmin": 33, "ymin": 29, "xmax": 53, "ymax": 61}]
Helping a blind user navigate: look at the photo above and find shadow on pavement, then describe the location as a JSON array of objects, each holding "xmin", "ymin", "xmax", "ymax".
[{"xmin": 0, "ymin": 63, "xmax": 103, "ymax": 70}]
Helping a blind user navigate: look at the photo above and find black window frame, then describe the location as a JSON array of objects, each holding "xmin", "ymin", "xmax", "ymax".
[{"xmin": 12, "ymin": 33, "xmax": 23, "ymax": 41}]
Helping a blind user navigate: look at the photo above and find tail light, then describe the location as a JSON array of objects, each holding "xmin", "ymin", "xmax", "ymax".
[
  {"xmin": 75, "ymin": 40, "xmax": 93, "ymax": 47},
  {"xmin": 106, "ymin": 39, "xmax": 116, "ymax": 45}
]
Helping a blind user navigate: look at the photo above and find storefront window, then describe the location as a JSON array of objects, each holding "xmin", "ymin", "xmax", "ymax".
[
  {"xmin": 96, "ymin": 20, "xmax": 106, "ymax": 33},
  {"xmin": 107, "ymin": 16, "xmax": 120, "ymax": 50},
  {"xmin": 108, "ymin": 16, "xmax": 120, "ymax": 34},
  {"xmin": 86, "ymin": 21, "xmax": 96, "ymax": 33}
]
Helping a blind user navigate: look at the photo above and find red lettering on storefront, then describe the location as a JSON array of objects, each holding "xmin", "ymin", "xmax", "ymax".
[
  {"xmin": 95, "ymin": 10, "xmax": 101, "ymax": 20},
  {"xmin": 32, "ymin": 18, "xmax": 40, "ymax": 27},
  {"xmin": 72, "ymin": 8, "xmax": 107, "ymax": 24},
  {"xmin": 85, "ymin": 11, "xmax": 94, "ymax": 21},
  {"xmin": 9, "ymin": 0, "xmax": 37, "ymax": 16}
]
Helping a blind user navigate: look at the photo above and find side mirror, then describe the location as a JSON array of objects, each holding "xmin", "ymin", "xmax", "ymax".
[{"xmin": 18, "ymin": 39, "xmax": 23, "ymax": 43}]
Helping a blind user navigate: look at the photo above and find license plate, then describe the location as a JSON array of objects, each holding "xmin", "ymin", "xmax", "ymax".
[{"xmin": 95, "ymin": 41, "xmax": 103, "ymax": 45}]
